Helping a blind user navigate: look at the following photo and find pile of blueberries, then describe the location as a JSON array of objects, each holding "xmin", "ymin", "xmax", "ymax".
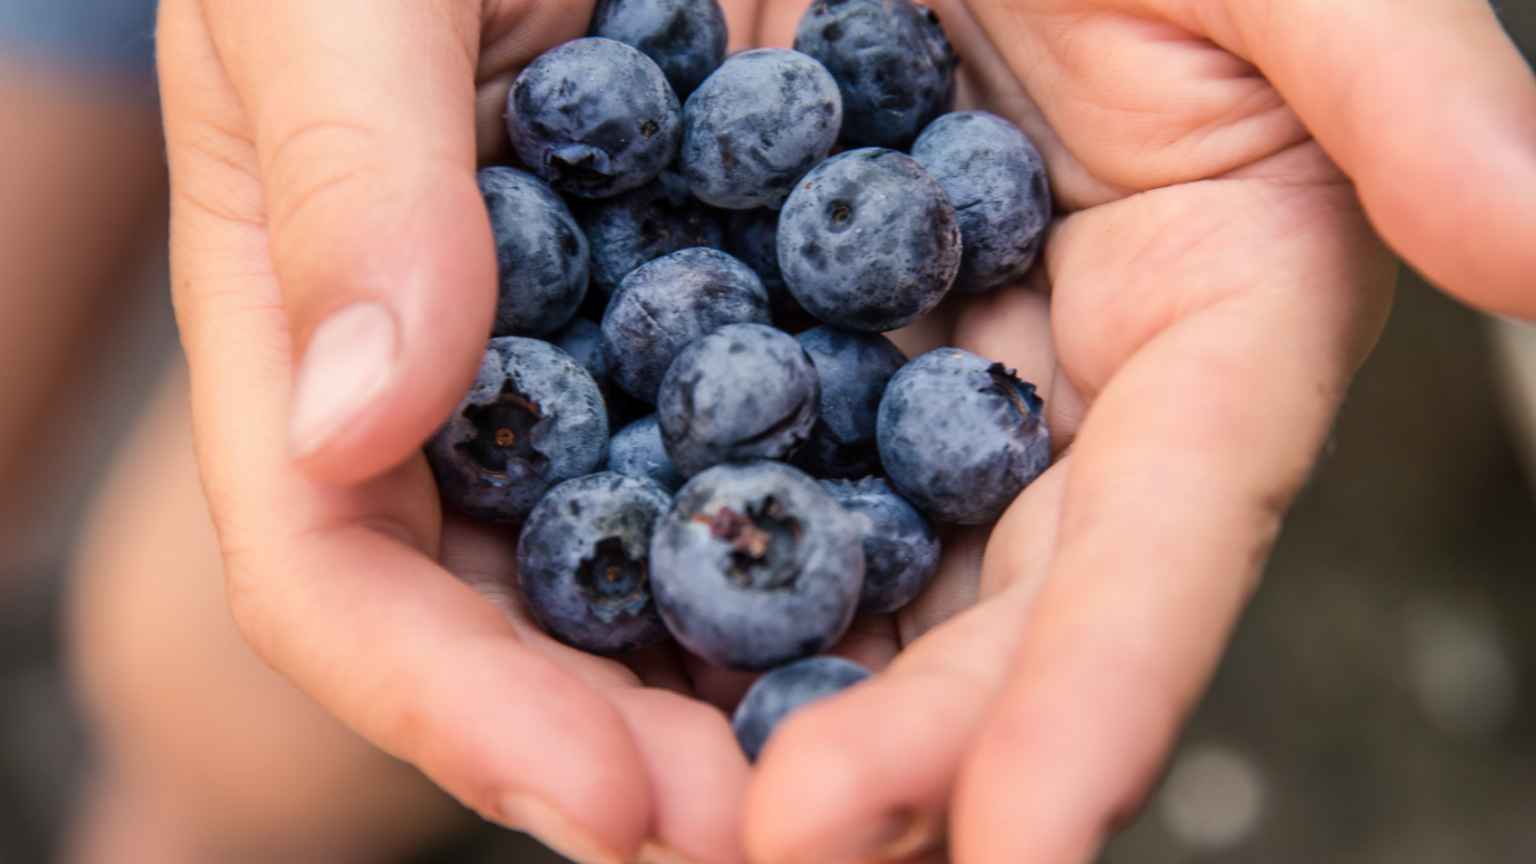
[{"xmin": 425, "ymin": 0, "xmax": 1053, "ymax": 758}]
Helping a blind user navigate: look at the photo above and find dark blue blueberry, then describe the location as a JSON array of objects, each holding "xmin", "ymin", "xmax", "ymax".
[
  {"xmin": 793, "ymin": 0, "xmax": 958, "ymax": 150},
  {"xmin": 681, "ymin": 49, "xmax": 841, "ymax": 210},
  {"xmin": 791, "ymin": 326, "xmax": 906, "ymax": 478},
  {"xmin": 425, "ymin": 337, "xmax": 608, "ymax": 523},
  {"xmin": 778, "ymin": 148, "xmax": 959, "ymax": 331},
  {"xmin": 819, "ymin": 477, "xmax": 939, "ymax": 614},
  {"xmin": 479, "ymin": 167, "xmax": 590, "ymax": 337},
  {"xmin": 649, "ymin": 461, "xmax": 864, "ymax": 671},
  {"xmin": 589, "ymin": 0, "xmax": 727, "ymax": 99},
  {"xmin": 506, "ymin": 38, "xmax": 682, "ymax": 199},
  {"xmin": 725, "ymin": 208, "xmax": 804, "ymax": 318},
  {"xmin": 912, "ymin": 111, "xmax": 1051, "ymax": 292},
  {"xmin": 731, "ymin": 656, "xmax": 870, "ymax": 761},
  {"xmin": 605, "ymin": 414, "xmax": 686, "ymax": 493},
  {"xmin": 548, "ymin": 317, "xmax": 648, "ymax": 430},
  {"xmin": 576, "ymin": 171, "xmax": 725, "ymax": 299},
  {"xmin": 877, "ymin": 348, "xmax": 1049, "ymax": 524},
  {"xmin": 600, "ymin": 247, "xmax": 770, "ymax": 402},
  {"xmin": 657, "ymin": 323, "xmax": 821, "ymax": 477},
  {"xmin": 516, "ymin": 472, "xmax": 673, "ymax": 655}
]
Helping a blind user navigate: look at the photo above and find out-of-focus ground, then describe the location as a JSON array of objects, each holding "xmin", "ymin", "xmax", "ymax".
[{"xmin": 4, "ymin": 8, "xmax": 1536, "ymax": 864}]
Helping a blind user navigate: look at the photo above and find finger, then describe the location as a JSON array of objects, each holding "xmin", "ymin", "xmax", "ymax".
[
  {"xmin": 1191, "ymin": 0, "xmax": 1536, "ymax": 318},
  {"xmin": 199, "ymin": 0, "xmax": 571, "ymax": 484},
  {"xmin": 159, "ymin": 5, "xmax": 651, "ymax": 859},
  {"xmin": 742, "ymin": 463, "xmax": 1068, "ymax": 864},
  {"xmin": 951, "ymin": 162, "xmax": 1395, "ymax": 864}
]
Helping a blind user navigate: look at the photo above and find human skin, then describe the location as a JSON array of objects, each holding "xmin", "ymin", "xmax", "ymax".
[{"xmin": 153, "ymin": 2, "xmax": 1536, "ymax": 864}]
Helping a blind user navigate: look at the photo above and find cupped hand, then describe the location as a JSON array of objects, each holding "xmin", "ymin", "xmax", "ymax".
[{"xmin": 738, "ymin": 1, "xmax": 1536, "ymax": 864}]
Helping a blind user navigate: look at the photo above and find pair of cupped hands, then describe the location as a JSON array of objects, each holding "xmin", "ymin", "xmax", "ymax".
[{"xmin": 158, "ymin": 0, "xmax": 1536, "ymax": 861}]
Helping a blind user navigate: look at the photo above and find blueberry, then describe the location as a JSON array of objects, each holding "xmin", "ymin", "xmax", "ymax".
[
  {"xmin": 657, "ymin": 323, "xmax": 821, "ymax": 477},
  {"xmin": 731, "ymin": 656, "xmax": 870, "ymax": 761},
  {"xmin": 516, "ymin": 472, "xmax": 673, "ymax": 655},
  {"xmin": 778, "ymin": 148, "xmax": 960, "ymax": 332},
  {"xmin": 793, "ymin": 0, "xmax": 958, "ymax": 150},
  {"xmin": 478, "ymin": 167, "xmax": 590, "ymax": 337},
  {"xmin": 548, "ymin": 317, "xmax": 648, "ymax": 430},
  {"xmin": 600, "ymin": 247, "xmax": 770, "ymax": 402},
  {"xmin": 681, "ymin": 48, "xmax": 841, "ymax": 210},
  {"xmin": 791, "ymin": 326, "xmax": 906, "ymax": 478},
  {"xmin": 588, "ymin": 0, "xmax": 727, "ymax": 99},
  {"xmin": 819, "ymin": 477, "xmax": 940, "ymax": 614},
  {"xmin": 425, "ymin": 337, "xmax": 608, "ymax": 522},
  {"xmin": 725, "ymin": 207, "xmax": 804, "ymax": 318},
  {"xmin": 877, "ymin": 348, "xmax": 1049, "ymax": 524},
  {"xmin": 649, "ymin": 461, "xmax": 864, "ymax": 671},
  {"xmin": 606, "ymin": 414, "xmax": 686, "ymax": 493},
  {"xmin": 912, "ymin": 111, "xmax": 1051, "ymax": 292},
  {"xmin": 506, "ymin": 38, "xmax": 682, "ymax": 199},
  {"xmin": 576, "ymin": 171, "xmax": 725, "ymax": 299}
]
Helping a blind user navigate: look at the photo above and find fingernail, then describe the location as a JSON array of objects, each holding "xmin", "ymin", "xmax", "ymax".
[
  {"xmin": 792, "ymin": 811, "xmax": 940, "ymax": 864},
  {"xmin": 494, "ymin": 793, "xmax": 624, "ymax": 864},
  {"xmin": 288, "ymin": 301, "xmax": 397, "ymax": 459},
  {"xmin": 638, "ymin": 839, "xmax": 703, "ymax": 864}
]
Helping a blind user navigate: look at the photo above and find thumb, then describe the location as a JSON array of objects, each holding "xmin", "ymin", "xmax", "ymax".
[
  {"xmin": 203, "ymin": 0, "xmax": 581, "ymax": 483},
  {"xmin": 1217, "ymin": 0, "xmax": 1536, "ymax": 318}
]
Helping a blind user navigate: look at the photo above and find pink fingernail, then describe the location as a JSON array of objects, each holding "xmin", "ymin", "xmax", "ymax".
[
  {"xmin": 288, "ymin": 302, "xmax": 397, "ymax": 459},
  {"xmin": 494, "ymin": 793, "xmax": 624, "ymax": 864}
]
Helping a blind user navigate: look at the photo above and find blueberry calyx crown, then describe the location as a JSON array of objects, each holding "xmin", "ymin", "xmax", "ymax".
[
  {"xmin": 984, "ymin": 362, "xmax": 1043, "ymax": 433},
  {"xmin": 693, "ymin": 497, "xmax": 803, "ymax": 590},
  {"xmin": 576, "ymin": 536, "xmax": 651, "ymax": 622},
  {"xmin": 548, "ymin": 144, "xmax": 614, "ymax": 185},
  {"xmin": 457, "ymin": 380, "xmax": 549, "ymax": 477}
]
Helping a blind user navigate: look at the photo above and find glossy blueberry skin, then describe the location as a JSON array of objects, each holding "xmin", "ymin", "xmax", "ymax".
[
  {"xmin": 877, "ymin": 348, "xmax": 1049, "ymax": 524},
  {"xmin": 793, "ymin": 0, "xmax": 958, "ymax": 150},
  {"xmin": 605, "ymin": 414, "xmax": 686, "ymax": 493},
  {"xmin": 649, "ymin": 461, "xmax": 864, "ymax": 671},
  {"xmin": 725, "ymin": 207, "xmax": 805, "ymax": 318},
  {"xmin": 657, "ymin": 323, "xmax": 821, "ymax": 477},
  {"xmin": 732, "ymin": 656, "xmax": 870, "ymax": 761},
  {"xmin": 517, "ymin": 473, "xmax": 673, "ymax": 655},
  {"xmin": 478, "ymin": 167, "xmax": 590, "ymax": 337},
  {"xmin": 507, "ymin": 38, "xmax": 682, "ymax": 199},
  {"xmin": 576, "ymin": 171, "xmax": 725, "ymax": 299},
  {"xmin": 681, "ymin": 48, "xmax": 841, "ymax": 210},
  {"xmin": 425, "ymin": 338, "xmax": 608, "ymax": 523},
  {"xmin": 912, "ymin": 111, "xmax": 1051, "ymax": 293},
  {"xmin": 601, "ymin": 247, "xmax": 771, "ymax": 402},
  {"xmin": 778, "ymin": 148, "xmax": 959, "ymax": 332},
  {"xmin": 791, "ymin": 326, "xmax": 906, "ymax": 478},
  {"xmin": 820, "ymin": 477, "xmax": 940, "ymax": 614},
  {"xmin": 589, "ymin": 0, "xmax": 727, "ymax": 99}
]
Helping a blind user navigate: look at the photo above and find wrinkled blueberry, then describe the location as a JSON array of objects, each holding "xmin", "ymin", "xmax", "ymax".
[
  {"xmin": 681, "ymin": 48, "xmax": 841, "ymax": 210},
  {"xmin": 793, "ymin": 0, "xmax": 958, "ymax": 150},
  {"xmin": 425, "ymin": 337, "xmax": 608, "ymax": 522},
  {"xmin": 725, "ymin": 207, "xmax": 804, "ymax": 318},
  {"xmin": 778, "ymin": 148, "xmax": 959, "ymax": 331},
  {"xmin": 589, "ymin": 0, "xmax": 727, "ymax": 99},
  {"xmin": 605, "ymin": 414, "xmax": 686, "ymax": 493},
  {"xmin": 791, "ymin": 326, "xmax": 906, "ymax": 478},
  {"xmin": 912, "ymin": 111, "xmax": 1051, "ymax": 292},
  {"xmin": 576, "ymin": 171, "xmax": 724, "ymax": 298},
  {"xmin": 548, "ymin": 317, "xmax": 647, "ymax": 430},
  {"xmin": 649, "ymin": 461, "xmax": 864, "ymax": 671},
  {"xmin": 507, "ymin": 38, "xmax": 682, "ymax": 198},
  {"xmin": 517, "ymin": 472, "xmax": 673, "ymax": 655},
  {"xmin": 479, "ymin": 167, "xmax": 589, "ymax": 337},
  {"xmin": 601, "ymin": 247, "xmax": 770, "ymax": 402},
  {"xmin": 657, "ymin": 323, "xmax": 821, "ymax": 477},
  {"xmin": 820, "ymin": 477, "xmax": 939, "ymax": 614},
  {"xmin": 877, "ymin": 348, "xmax": 1049, "ymax": 524},
  {"xmin": 732, "ymin": 656, "xmax": 870, "ymax": 761}
]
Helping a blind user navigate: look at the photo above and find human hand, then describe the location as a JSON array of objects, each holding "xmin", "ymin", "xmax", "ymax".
[{"xmin": 739, "ymin": 1, "xmax": 1536, "ymax": 863}]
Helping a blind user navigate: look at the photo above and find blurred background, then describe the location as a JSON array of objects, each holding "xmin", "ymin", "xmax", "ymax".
[{"xmin": 3, "ymin": 2, "xmax": 1536, "ymax": 863}]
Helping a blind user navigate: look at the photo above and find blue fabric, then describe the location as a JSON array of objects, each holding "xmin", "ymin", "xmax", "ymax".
[{"xmin": 0, "ymin": 0, "xmax": 158, "ymax": 77}]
